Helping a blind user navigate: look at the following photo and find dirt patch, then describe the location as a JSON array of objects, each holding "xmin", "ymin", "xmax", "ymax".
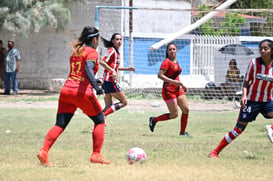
[
  {"xmin": 126, "ymin": 99, "xmax": 236, "ymax": 112},
  {"xmin": 0, "ymin": 89, "xmax": 59, "ymax": 108},
  {"xmin": 0, "ymin": 89, "xmax": 237, "ymax": 112}
]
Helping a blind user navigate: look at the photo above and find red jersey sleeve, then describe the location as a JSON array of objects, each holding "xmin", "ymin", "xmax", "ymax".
[
  {"xmin": 160, "ymin": 58, "xmax": 170, "ymax": 71},
  {"xmin": 244, "ymin": 58, "xmax": 255, "ymax": 83},
  {"xmin": 85, "ymin": 47, "xmax": 99, "ymax": 75},
  {"xmin": 103, "ymin": 47, "xmax": 115, "ymax": 63}
]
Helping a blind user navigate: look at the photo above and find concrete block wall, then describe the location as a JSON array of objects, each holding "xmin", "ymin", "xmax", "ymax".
[
  {"xmin": 0, "ymin": 0, "xmax": 191, "ymax": 91},
  {"xmin": 0, "ymin": 0, "xmax": 121, "ymax": 90}
]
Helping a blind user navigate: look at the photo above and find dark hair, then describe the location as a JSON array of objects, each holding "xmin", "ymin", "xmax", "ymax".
[
  {"xmin": 72, "ymin": 26, "xmax": 99, "ymax": 55},
  {"xmin": 229, "ymin": 59, "xmax": 237, "ymax": 66},
  {"xmin": 101, "ymin": 33, "xmax": 121, "ymax": 48},
  {"xmin": 165, "ymin": 42, "xmax": 177, "ymax": 58},
  {"xmin": 259, "ymin": 39, "xmax": 273, "ymax": 58},
  {"xmin": 0, "ymin": 40, "xmax": 2, "ymax": 44},
  {"xmin": 8, "ymin": 40, "xmax": 14, "ymax": 46},
  {"xmin": 79, "ymin": 26, "xmax": 99, "ymax": 45}
]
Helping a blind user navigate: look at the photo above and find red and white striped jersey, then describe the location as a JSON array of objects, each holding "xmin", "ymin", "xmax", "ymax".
[
  {"xmin": 244, "ymin": 57, "xmax": 273, "ymax": 102},
  {"xmin": 102, "ymin": 47, "xmax": 120, "ymax": 82}
]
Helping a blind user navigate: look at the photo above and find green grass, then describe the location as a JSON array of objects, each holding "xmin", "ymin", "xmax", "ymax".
[
  {"xmin": 0, "ymin": 96, "xmax": 59, "ymax": 102},
  {"xmin": 0, "ymin": 104, "xmax": 273, "ymax": 181}
]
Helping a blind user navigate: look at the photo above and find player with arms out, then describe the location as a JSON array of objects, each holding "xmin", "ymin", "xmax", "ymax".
[
  {"xmin": 209, "ymin": 39, "xmax": 273, "ymax": 158},
  {"xmin": 37, "ymin": 26, "xmax": 110, "ymax": 166},
  {"xmin": 99, "ymin": 33, "xmax": 135, "ymax": 118},
  {"xmin": 149, "ymin": 43, "xmax": 191, "ymax": 137}
]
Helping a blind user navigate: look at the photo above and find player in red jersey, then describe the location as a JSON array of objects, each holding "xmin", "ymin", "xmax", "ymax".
[
  {"xmin": 99, "ymin": 33, "xmax": 135, "ymax": 118},
  {"xmin": 149, "ymin": 43, "xmax": 191, "ymax": 137},
  {"xmin": 37, "ymin": 26, "xmax": 110, "ymax": 166},
  {"xmin": 209, "ymin": 39, "xmax": 273, "ymax": 158}
]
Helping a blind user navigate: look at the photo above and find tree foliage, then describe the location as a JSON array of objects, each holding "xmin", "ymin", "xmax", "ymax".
[
  {"xmin": 231, "ymin": 0, "xmax": 273, "ymax": 9},
  {"xmin": 231, "ymin": 0, "xmax": 273, "ymax": 36},
  {"xmin": 197, "ymin": 4, "xmax": 246, "ymax": 36},
  {"xmin": 0, "ymin": 0, "xmax": 89, "ymax": 37}
]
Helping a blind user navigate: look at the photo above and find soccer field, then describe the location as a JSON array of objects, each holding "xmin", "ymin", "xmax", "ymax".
[{"xmin": 0, "ymin": 96, "xmax": 273, "ymax": 181}]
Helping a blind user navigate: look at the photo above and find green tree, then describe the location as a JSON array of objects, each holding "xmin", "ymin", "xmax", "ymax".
[
  {"xmin": 231, "ymin": 0, "xmax": 273, "ymax": 36},
  {"xmin": 220, "ymin": 12, "xmax": 246, "ymax": 36},
  {"xmin": 197, "ymin": 4, "xmax": 246, "ymax": 36},
  {"xmin": 231, "ymin": 0, "xmax": 273, "ymax": 9},
  {"xmin": 0, "ymin": 0, "xmax": 89, "ymax": 37}
]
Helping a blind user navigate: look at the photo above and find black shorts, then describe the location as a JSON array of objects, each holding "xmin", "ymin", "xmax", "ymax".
[
  {"xmin": 238, "ymin": 100, "xmax": 273, "ymax": 122},
  {"xmin": 102, "ymin": 81, "xmax": 122, "ymax": 94}
]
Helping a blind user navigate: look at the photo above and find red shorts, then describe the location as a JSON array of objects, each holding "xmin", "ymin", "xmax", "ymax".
[
  {"xmin": 57, "ymin": 85, "xmax": 102, "ymax": 116},
  {"xmin": 162, "ymin": 86, "xmax": 184, "ymax": 103}
]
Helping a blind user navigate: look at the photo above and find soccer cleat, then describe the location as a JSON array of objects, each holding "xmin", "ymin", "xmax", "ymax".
[
  {"xmin": 37, "ymin": 149, "xmax": 51, "ymax": 167},
  {"xmin": 149, "ymin": 117, "xmax": 156, "ymax": 132},
  {"xmin": 90, "ymin": 153, "xmax": 110, "ymax": 164},
  {"xmin": 265, "ymin": 125, "xmax": 273, "ymax": 143},
  {"xmin": 179, "ymin": 132, "xmax": 192, "ymax": 137},
  {"xmin": 208, "ymin": 150, "xmax": 219, "ymax": 158}
]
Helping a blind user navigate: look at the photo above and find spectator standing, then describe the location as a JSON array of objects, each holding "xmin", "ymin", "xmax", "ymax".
[
  {"xmin": 0, "ymin": 40, "xmax": 6, "ymax": 82},
  {"xmin": 4, "ymin": 40, "xmax": 21, "ymax": 95}
]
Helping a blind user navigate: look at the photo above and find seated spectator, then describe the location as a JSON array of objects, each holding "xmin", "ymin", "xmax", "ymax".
[{"xmin": 220, "ymin": 59, "xmax": 242, "ymax": 98}]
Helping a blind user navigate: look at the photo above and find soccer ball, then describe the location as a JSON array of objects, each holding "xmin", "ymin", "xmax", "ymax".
[{"xmin": 126, "ymin": 147, "xmax": 147, "ymax": 164}]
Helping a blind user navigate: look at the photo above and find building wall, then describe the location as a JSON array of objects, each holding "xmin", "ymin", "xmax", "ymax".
[
  {"xmin": 0, "ymin": 0, "xmax": 192, "ymax": 90},
  {"xmin": 96, "ymin": 0, "xmax": 192, "ymax": 89},
  {"xmin": 123, "ymin": 0, "xmax": 191, "ymax": 35},
  {"xmin": 0, "ymin": 0, "xmax": 121, "ymax": 90}
]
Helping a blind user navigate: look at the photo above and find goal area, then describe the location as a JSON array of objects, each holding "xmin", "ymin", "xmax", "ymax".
[{"xmin": 95, "ymin": 5, "xmax": 273, "ymax": 101}]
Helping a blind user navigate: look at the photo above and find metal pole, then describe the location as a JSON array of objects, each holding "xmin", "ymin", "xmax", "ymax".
[{"xmin": 129, "ymin": 0, "xmax": 133, "ymax": 87}]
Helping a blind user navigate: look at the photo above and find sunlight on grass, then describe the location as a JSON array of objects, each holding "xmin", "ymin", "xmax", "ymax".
[
  {"xmin": 0, "ymin": 105, "xmax": 273, "ymax": 180},
  {"xmin": 1, "ymin": 96, "xmax": 59, "ymax": 102}
]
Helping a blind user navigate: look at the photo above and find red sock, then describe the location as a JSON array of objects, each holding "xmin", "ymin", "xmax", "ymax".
[
  {"xmin": 180, "ymin": 113, "xmax": 188, "ymax": 133},
  {"xmin": 42, "ymin": 125, "xmax": 63, "ymax": 152},
  {"xmin": 92, "ymin": 123, "xmax": 105, "ymax": 154},
  {"xmin": 154, "ymin": 113, "xmax": 169, "ymax": 122},
  {"xmin": 104, "ymin": 103, "xmax": 121, "ymax": 116},
  {"xmin": 214, "ymin": 127, "xmax": 242, "ymax": 154},
  {"xmin": 271, "ymin": 125, "xmax": 273, "ymax": 130},
  {"xmin": 104, "ymin": 108, "xmax": 113, "ymax": 116}
]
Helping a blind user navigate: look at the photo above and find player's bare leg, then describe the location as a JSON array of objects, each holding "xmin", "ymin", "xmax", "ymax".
[
  {"xmin": 149, "ymin": 102, "xmax": 178, "ymax": 132},
  {"xmin": 104, "ymin": 91, "xmax": 127, "ymax": 117}
]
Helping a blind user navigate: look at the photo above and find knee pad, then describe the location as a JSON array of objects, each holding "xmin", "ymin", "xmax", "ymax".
[
  {"xmin": 89, "ymin": 112, "xmax": 105, "ymax": 125},
  {"xmin": 56, "ymin": 113, "xmax": 73, "ymax": 129}
]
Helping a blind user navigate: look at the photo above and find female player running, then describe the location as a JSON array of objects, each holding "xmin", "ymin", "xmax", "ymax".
[
  {"xmin": 209, "ymin": 39, "xmax": 273, "ymax": 158},
  {"xmin": 149, "ymin": 42, "xmax": 191, "ymax": 137},
  {"xmin": 37, "ymin": 26, "xmax": 110, "ymax": 166},
  {"xmin": 100, "ymin": 33, "xmax": 135, "ymax": 118}
]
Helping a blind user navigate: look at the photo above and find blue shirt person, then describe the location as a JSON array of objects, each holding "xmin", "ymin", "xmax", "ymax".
[{"xmin": 4, "ymin": 40, "xmax": 21, "ymax": 95}]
